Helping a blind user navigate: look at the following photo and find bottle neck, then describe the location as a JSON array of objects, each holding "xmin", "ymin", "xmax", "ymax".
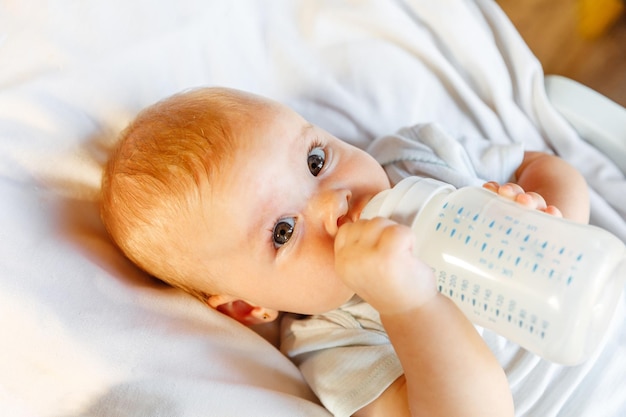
[{"xmin": 361, "ymin": 176, "xmax": 455, "ymax": 225}]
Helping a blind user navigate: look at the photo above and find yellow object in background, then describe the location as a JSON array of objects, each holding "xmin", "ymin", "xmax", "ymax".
[{"xmin": 578, "ymin": 0, "xmax": 625, "ymax": 38}]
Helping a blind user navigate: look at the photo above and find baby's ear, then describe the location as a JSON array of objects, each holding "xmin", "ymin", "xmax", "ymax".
[{"xmin": 206, "ymin": 295, "xmax": 279, "ymax": 325}]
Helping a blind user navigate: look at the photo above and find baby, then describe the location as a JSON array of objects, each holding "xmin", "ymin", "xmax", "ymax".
[{"xmin": 101, "ymin": 87, "xmax": 589, "ymax": 417}]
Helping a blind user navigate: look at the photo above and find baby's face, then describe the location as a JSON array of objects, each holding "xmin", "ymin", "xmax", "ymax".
[{"xmin": 185, "ymin": 95, "xmax": 389, "ymax": 315}]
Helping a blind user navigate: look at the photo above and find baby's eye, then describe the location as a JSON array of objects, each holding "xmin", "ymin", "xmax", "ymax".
[
  {"xmin": 308, "ymin": 146, "xmax": 326, "ymax": 177},
  {"xmin": 273, "ymin": 217, "xmax": 295, "ymax": 248}
]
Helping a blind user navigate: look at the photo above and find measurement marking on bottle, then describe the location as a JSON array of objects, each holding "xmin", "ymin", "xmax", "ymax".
[
  {"xmin": 429, "ymin": 198, "xmax": 600, "ymax": 345},
  {"xmin": 435, "ymin": 203, "xmax": 586, "ymax": 288},
  {"xmin": 438, "ymin": 273, "xmax": 550, "ymax": 341}
]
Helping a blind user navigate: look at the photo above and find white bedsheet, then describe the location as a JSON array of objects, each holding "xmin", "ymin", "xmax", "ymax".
[{"xmin": 0, "ymin": 1, "xmax": 624, "ymax": 416}]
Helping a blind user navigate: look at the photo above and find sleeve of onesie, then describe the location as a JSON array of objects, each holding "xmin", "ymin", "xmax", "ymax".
[
  {"xmin": 367, "ymin": 123, "xmax": 525, "ymax": 188},
  {"xmin": 280, "ymin": 301, "xmax": 404, "ymax": 417}
]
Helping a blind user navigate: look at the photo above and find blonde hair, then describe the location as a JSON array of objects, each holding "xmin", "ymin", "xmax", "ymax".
[{"xmin": 101, "ymin": 87, "xmax": 259, "ymax": 298}]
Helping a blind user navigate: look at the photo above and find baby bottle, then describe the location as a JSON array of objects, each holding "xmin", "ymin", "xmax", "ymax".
[{"xmin": 361, "ymin": 176, "xmax": 626, "ymax": 365}]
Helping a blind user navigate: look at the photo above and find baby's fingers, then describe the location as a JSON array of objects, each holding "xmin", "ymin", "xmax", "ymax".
[
  {"xmin": 517, "ymin": 193, "xmax": 563, "ymax": 217},
  {"xmin": 335, "ymin": 217, "xmax": 396, "ymax": 251},
  {"xmin": 483, "ymin": 182, "xmax": 563, "ymax": 217},
  {"xmin": 544, "ymin": 205, "xmax": 563, "ymax": 218},
  {"xmin": 496, "ymin": 183, "xmax": 526, "ymax": 201},
  {"xmin": 514, "ymin": 191, "xmax": 547, "ymax": 211},
  {"xmin": 484, "ymin": 181, "xmax": 542, "ymax": 208}
]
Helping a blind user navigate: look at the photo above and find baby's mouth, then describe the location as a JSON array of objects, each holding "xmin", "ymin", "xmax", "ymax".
[
  {"xmin": 337, "ymin": 215, "xmax": 350, "ymax": 228},
  {"xmin": 337, "ymin": 204, "xmax": 364, "ymax": 228},
  {"xmin": 337, "ymin": 194, "xmax": 370, "ymax": 228}
]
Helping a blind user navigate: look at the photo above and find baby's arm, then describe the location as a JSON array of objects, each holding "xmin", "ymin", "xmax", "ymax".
[
  {"xmin": 485, "ymin": 151, "xmax": 589, "ymax": 223},
  {"xmin": 334, "ymin": 218, "xmax": 514, "ymax": 417}
]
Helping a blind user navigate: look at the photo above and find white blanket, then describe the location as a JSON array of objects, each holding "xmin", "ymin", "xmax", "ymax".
[{"xmin": 0, "ymin": 0, "xmax": 624, "ymax": 416}]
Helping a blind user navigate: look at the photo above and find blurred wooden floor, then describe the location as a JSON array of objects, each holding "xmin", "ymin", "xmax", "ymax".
[{"xmin": 498, "ymin": 0, "xmax": 626, "ymax": 107}]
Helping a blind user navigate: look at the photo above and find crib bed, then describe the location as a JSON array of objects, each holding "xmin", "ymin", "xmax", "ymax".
[{"xmin": 1, "ymin": 1, "xmax": 624, "ymax": 416}]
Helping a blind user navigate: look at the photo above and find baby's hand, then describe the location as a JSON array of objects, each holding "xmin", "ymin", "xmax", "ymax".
[
  {"xmin": 334, "ymin": 217, "xmax": 437, "ymax": 315},
  {"xmin": 483, "ymin": 181, "xmax": 563, "ymax": 217}
]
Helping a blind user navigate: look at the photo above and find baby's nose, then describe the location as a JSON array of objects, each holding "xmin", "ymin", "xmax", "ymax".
[{"xmin": 316, "ymin": 189, "xmax": 351, "ymax": 237}]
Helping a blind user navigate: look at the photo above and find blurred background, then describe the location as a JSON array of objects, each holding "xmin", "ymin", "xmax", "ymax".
[{"xmin": 499, "ymin": 0, "xmax": 626, "ymax": 107}]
